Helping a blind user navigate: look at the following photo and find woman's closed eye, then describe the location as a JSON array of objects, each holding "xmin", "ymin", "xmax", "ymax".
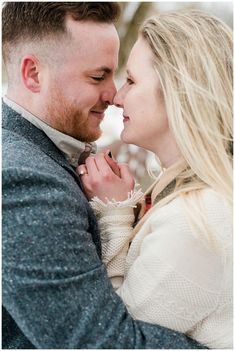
[{"xmin": 126, "ymin": 77, "xmax": 134, "ymax": 85}]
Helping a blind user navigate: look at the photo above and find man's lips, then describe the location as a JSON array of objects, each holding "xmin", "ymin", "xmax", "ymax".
[{"xmin": 90, "ymin": 110, "xmax": 105, "ymax": 120}]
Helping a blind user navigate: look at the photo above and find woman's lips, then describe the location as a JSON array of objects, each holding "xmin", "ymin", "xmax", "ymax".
[{"xmin": 123, "ymin": 115, "xmax": 130, "ymax": 123}]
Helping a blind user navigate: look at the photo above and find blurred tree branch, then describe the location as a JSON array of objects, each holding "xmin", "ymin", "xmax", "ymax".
[{"xmin": 117, "ymin": 2, "xmax": 154, "ymax": 75}]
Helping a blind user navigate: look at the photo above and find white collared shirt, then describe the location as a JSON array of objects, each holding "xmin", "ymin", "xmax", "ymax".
[{"xmin": 3, "ymin": 96, "xmax": 97, "ymax": 167}]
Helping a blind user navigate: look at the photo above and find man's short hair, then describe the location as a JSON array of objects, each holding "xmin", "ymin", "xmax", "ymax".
[{"xmin": 2, "ymin": 2, "xmax": 121, "ymax": 62}]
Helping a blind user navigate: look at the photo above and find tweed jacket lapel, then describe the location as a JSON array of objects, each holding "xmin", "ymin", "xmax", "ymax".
[{"xmin": 2, "ymin": 101, "xmax": 82, "ymax": 186}]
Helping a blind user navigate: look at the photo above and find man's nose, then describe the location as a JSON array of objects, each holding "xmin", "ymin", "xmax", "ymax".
[{"xmin": 102, "ymin": 81, "xmax": 117, "ymax": 105}]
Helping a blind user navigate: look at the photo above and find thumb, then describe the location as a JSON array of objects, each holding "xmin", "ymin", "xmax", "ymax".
[
  {"xmin": 119, "ymin": 163, "xmax": 135, "ymax": 190},
  {"xmin": 104, "ymin": 151, "xmax": 121, "ymax": 177}
]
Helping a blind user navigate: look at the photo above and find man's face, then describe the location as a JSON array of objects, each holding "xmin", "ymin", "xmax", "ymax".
[{"xmin": 41, "ymin": 19, "xmax": 119, "ymax": 142}]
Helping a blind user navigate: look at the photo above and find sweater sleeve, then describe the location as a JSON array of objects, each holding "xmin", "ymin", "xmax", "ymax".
[{"xmin": 90, "ymin": 189, "xmax": 144, "ymax": 289}]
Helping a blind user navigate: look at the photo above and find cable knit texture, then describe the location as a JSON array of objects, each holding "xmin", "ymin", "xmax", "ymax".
[
  {"xmin": 90, "ymin": 187, "xmax": 233, "ymax": 349},
  {"xmin": 90, "ymin": 189, "xmax": 144, "ymax": 289}
]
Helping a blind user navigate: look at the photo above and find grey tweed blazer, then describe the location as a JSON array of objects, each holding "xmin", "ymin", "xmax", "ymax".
[{"xmin": 2, "ymin": 102, "xmax": 205, "ymax": 349}]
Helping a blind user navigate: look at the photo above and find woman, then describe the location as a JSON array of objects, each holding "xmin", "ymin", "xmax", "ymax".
[{"xmin": 77, "ymin": 9, "xmax": 232, "ymax": 349}]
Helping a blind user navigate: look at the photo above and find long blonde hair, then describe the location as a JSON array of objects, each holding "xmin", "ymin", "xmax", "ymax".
[
  {"xmin": 140, "ymin": 9, "xmax": 233, "ymax": 205},
  {"xmin": 140, "ymin": 9, "xmax": 232, "ymax": 249}
]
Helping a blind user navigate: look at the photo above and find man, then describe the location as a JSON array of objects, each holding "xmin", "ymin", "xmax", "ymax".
[{"xmin": 2, "ymin": 3, "xmax": 204, "ymax": 349}]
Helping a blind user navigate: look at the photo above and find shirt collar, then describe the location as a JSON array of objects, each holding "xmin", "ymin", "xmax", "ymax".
[{"xmin": 3, "ymin": 96, "xmax": 97, "ymax": 167}]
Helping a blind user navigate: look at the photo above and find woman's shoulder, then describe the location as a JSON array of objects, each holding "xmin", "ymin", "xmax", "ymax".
[
  {"xmin": 153, "ymin": 187, "xmax": 231, "ymax": 220},
  {"xmin": 147, "ymin": 187, "xmax": 232, "ymax": 249},
  {"xmin": 138, "ymin": 188, "xmax": 232, "ymax": 286},
  {"xmin": 197, "ymin": 187, "xmax": 231, "ymax": 210}
]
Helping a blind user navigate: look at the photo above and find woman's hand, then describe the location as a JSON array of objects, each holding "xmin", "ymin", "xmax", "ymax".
[{"xmin": 77, "ymin": 152, "xmax": 135, "ymax": 202}]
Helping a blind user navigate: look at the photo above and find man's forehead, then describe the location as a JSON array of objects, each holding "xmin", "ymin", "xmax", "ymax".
[
  {"xmin": 65, "ymin": 17, "xmax": 118, "ymax": 41},
  {"xmin": 66, "ymin": 19, "xmax": 119, "ymax": 54},
  {"xmin": 64, "ymin": 18, "xmax": 119, "ymax": 72}
]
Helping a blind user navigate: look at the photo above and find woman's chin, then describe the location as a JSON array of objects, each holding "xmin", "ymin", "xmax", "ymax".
[
  {"xmin": 120, "ymin": 130, "xmax": 131, "ymax": 144},
  {"xmin": 120, "ymin": 131, "xmax": 140, "ymax": 148}
]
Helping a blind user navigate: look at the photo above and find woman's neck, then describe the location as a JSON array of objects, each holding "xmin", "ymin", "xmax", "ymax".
[{"xmin": 152, "ymin": 138, "xmax": 182, "ymax": 169}]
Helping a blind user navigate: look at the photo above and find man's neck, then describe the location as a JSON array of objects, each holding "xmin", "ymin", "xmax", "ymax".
[{"xmin": 6, "ymin": 90, "xmax": 44, "ymax": 123}]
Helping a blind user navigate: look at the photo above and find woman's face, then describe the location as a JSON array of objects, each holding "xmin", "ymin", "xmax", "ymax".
[{"xmin": 114, "ymin": 38, "xmax": 172, "ymax": 155}]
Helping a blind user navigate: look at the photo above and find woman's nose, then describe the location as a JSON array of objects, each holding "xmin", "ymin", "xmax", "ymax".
[
  {"xmin": 102, "ymin": 81, "xmax": 117, "ymax": 106},
  {"xmin": 113, "ymin": 89, "xmax": 124, "ymax": 108}
]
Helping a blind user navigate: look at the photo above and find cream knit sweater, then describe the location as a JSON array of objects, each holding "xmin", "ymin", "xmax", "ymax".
[{"xmin": 91, "ymin": 185, "xmax": 232, "ymax": 349}]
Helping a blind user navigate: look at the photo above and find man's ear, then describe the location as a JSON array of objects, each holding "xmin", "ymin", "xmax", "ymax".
[{"xmin": 21, "ymin": 55, "xmax": 41, "ymax": 93}]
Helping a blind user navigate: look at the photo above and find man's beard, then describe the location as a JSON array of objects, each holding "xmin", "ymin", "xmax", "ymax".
[{"xmin": 45, "ymin": 90, "xmax": 102, "ymax": 142}]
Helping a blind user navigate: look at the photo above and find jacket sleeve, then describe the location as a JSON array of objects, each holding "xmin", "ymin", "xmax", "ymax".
[{"xmin": 2, "ymin": 166, "xmax": 205, "ymax": 349}]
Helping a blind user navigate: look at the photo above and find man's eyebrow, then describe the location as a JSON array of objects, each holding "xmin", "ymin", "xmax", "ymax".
[
  {"xmin": 92, "ymin": 66, "xmax": 118, "ymax": 74},
  {"xmin": 93, "ymin": 66, "xmax": 113, "ymax": 74}
]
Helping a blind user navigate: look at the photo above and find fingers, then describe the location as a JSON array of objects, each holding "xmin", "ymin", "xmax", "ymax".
[
  {"xmin": 87, "ymin": 153, "xmax": 118, "ymax": 180},
  {"xmin": 77, "ymin": 153, "xmax": 117, "ymax": 185},
  {"xmin": 77, "ymin": 153, "xmax": 134, "ymax": 192},
  {"xmin": 76, "ymin": 153, "xmax": 135, "ymax": 202},
  {"xmin": 77, "ymin": 165, "xmax": 88, "ymax": 177},
  {"xmin": 85, "ymin": 156, "xmax": 99, "ymax": 177},
  {"xmin": 104, "ymin": 151, "xmax": 121, "ymax": 177},
  {"xmin": 77, "ymin": 153, "xmax": 133, "ymax": 185},
  {"xmin": 77, "ymin": 158, "xmax": 99, "ymax": 189}
]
